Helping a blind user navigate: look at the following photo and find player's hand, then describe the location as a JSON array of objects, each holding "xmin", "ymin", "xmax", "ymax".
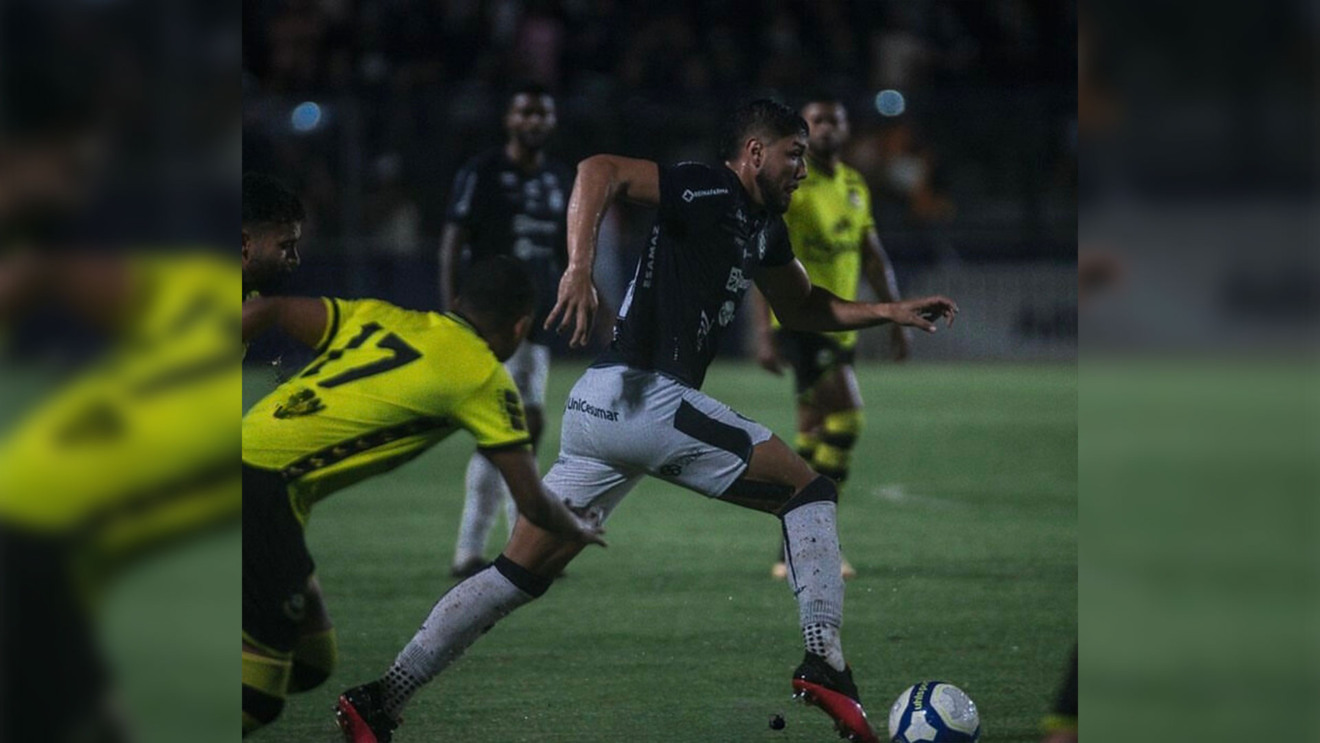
[
  {"xmin": 545, "ymin": 267, "xmax": 599, "ymax": 348},
  {"xmin": 755, "ymin": 335, "xmax": 783, "ymax": 375},
  {"xmin": 890, "ymin": 324, "xmax": 911, "ymax": 362},
  {"xmin": 567, "ymin": 506, "xmax": 607, "ymax": 548},
  {"xmin": 885, "ymin": 295, "xmax": 958, "ymax": 333}
]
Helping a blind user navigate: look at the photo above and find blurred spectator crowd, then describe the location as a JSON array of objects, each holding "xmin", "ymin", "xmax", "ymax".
[{"xmin": 243, "ymin": 0, "xmax": 1076, "ymax": 303}]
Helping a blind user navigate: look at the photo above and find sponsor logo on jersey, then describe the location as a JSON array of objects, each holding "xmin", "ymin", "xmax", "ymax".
[
  {"xmin": 725, "ymin": 266, "xmax": 752, "ymax": 292},
  {"xmin": 642, "ymin": 226, "xmax": 659, "ymax": 288},
  {"xmin": 696, "ymin": 309, "xmax": 713, "ymax": 351},
  {"xmin": 512, "ymin": 213, "xmax": 560, "ymax": 236},
  {"xmin": 681, "ymin": 187, "xmax": 730, "ymax": 202},
  {"xmin": 565, "ymin": 397, "xmax": 619, "ymax": 421},
  {"xmin": 659, "ymin": 451, "xmax": 703, "ymax": 477}
]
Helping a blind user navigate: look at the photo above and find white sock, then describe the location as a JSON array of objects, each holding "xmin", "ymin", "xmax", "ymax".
[
  {"xmin": 384, "ymin": 558, "xmax": 549, "ymax": 718},
  {"xmin": 781, "ymin": 479, "xmax": 846, "ymax": 671},
  {"xmin": 453, "ymin": 453, "xmax": 510, "ymax": 566}
]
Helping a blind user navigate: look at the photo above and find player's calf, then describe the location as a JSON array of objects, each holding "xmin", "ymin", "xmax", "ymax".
[{"xmin": 344, "ymin": 551, "xmax": 560, "ymax": 730}]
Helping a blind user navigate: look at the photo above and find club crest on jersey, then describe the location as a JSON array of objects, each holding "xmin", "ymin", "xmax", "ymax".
[
  {"xmin": 681, "ymin": 187, "xmax": 729, "ymax": 202},
  {"xmin": 274, "ymin": 388, "xmax": 326, "ymax": 418},
  {"xmin": 848, "ymin": 189, "xmax": 862, "ymax": 209},
  {"xmin": 718, "ymin": 300, "xmax": 736, "ymax": 327}
]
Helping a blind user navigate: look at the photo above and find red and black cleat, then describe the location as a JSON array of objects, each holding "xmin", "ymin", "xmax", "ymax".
[
  {"xmin": 791, "ymin": 652, "xmax": 880, "ymax": 743},
  {"xmin": 335, "ymin": 681, "xmax": 399, "ymax": 743}
]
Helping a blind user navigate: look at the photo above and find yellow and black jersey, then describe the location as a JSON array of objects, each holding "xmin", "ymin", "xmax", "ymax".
[
  {"xmin": 0, "ymin": 252, "xmax": 240, "ymax": 546},
  {"xmin": 774, "ymin": 161, "xmax": 876, "ymax": 349},
  {"xmin": 242, "ymin": 298, "xmax": 530, "ymax": 521}
]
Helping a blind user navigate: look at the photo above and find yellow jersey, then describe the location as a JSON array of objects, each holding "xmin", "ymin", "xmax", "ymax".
[
  {"xmin": 242, "ymin": 298, "xmax": 530, "ymax": 521},
  {"xmin": 775, "ymin": 160, "xmax": 876, "ymax": 349},
  {"xmin": 0, "ymin": 252, "xmax": 240, "ymax": 545}
]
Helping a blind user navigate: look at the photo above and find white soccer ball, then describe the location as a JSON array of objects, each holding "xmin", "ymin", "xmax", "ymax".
[{"xmin": 887, "ymin": 681, "xmax": 981, "ymax": 743}]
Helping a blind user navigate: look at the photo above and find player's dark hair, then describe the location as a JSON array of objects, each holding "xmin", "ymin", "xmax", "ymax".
[
  {"xmin": 456, "ymin": 256, "xmax": 537, "ymax": 326},
  {"xmin": 242, "ymin": 173, "xmax": 305, "ymax": 228},
  {"xmin": 719, "ymin": 99, "xmax": 808, "ymax": 161}
]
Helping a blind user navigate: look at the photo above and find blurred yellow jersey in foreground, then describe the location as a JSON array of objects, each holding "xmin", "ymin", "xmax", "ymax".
[{"xmin": 0, "ymin": 253, "xmax": 239, "ymax": 574}]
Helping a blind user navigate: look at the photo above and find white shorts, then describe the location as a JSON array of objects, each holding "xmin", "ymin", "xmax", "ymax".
[
  {"xmin": 505, "ymin": 341, "xmax": 550, "ymax": 409},
  {"xmin": 543, "ymin": 365, "xmax": 773, "ymax": 523}
]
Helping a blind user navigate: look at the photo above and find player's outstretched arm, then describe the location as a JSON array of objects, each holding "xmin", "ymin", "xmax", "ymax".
[
  {"xmin": 547, "ymin": 154, "xmax": 660, "ymax": 348},
  {"xmin": 757, "ymin": 259, "xmax": 958, "ymax": 334},
  {"xmin": 481, "ymin": 447, "xmax": 607, "ymax": 547},
  {"xmin": 241, "ymin": 296, "xmax": 328, "ymax": 348}
]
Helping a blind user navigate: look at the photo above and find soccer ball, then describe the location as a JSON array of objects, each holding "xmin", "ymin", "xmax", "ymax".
[{"xmin": 887, "ymin": 681, "xmax": 981, "ymax": 742}]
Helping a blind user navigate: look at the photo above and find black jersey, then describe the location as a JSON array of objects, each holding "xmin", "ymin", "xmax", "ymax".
[
  {"xmin": 596, "ymin": 162, "xmax": 795, "ymax": 389},
  {"xmin": 445, "ymin": 148, "xmax": 573, "ymax": 345}
]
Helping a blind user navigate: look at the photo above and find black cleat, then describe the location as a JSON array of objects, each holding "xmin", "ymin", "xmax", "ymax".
[
  {"xmin": 791, "ymin": 652, "xmax": 879, "ymax": 743},
  {"xmin": 335, "ymin": 681, "xmax": 399, "ymax": 743}
]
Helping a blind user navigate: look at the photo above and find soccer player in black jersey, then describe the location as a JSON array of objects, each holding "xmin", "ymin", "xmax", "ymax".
[
  {"xmin": 439, "ymin": 84, "xmax": 575, "ymax": 578},
  {"xmin": 338, "ymin": 100, "xmax": 957, "ymax": 743}
]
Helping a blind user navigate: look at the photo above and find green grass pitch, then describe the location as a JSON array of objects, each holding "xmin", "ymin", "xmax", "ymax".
[{"xmin": 246, "ymin": 360, "xmax": 1076, "ymax": 742}]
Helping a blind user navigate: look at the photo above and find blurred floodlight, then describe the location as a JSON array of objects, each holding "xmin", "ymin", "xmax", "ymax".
[
  {"xmin": 875, "ymin": 89, "xmax": 906, "ymax": 117},
  {"xmin": 291, "ymin": 101, "xmax": 323, "ymax": 132}
]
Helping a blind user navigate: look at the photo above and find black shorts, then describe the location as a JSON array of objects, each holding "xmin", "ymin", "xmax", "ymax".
[
  {"xmin": 0, "ymin": 527, "xmax": 107, "ymax": 741},
  {"xmin": 242, "ymin": 464, "xmax": 315, "ymax": 653},
  {"xmin": 774, "ymin": 329, "xmax": 856, "ymax": 396}
]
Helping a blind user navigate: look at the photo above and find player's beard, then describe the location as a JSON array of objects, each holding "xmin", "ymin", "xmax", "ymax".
[
  {"xmin": 243, "ymin": 259, "xmax": 292, "ymax": 296},
  {"xmin": 755, "ymin": 169, "xmax": 792, "ymax": 214}
]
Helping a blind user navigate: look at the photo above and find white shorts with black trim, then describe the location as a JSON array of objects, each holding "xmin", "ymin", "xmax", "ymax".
[{"xmin": 543, "ymin": 365, "xmax": 773, "ymax": 523}]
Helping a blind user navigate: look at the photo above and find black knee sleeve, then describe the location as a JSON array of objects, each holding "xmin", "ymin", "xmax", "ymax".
[
  {"xmin": 777, "ymin": 475, "xmax": 838, "ymax": 518},
  {"xmin": 493, "ymin": 555, "xmax": 551, "ymax": 598}
]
